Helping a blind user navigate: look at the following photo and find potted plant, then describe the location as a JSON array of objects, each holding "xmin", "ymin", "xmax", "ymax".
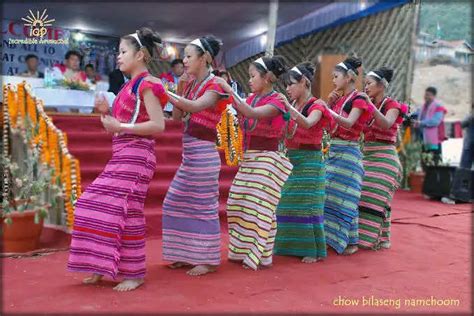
[
  {"xmin": 1, "ymin": 141, "xmax": 52, "ymax": 253},
  {"xmin": 400, "ymin": 140, "xmax": 425, "ymax": 193}
]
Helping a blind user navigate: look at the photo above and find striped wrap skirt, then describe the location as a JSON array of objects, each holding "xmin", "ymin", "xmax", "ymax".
[
  {"xmin": 323, "ymin": 139, "xmax": 364, "ymax": 254},
  {"xmin": 227, "ymin": 150, "xmax": 293, "ymax": 270},
  {"xmin": 274, "ymin": 149, "xmax": 327, "ymax": 259},
  {"xmin": 162, "ymin": 133, "xmax": 221, "ymax": 266},
  {"xmin": 358, "ymin": 142, "xmax": 402, "ymax": 249},
  {"xmin": 68, "ymin": 134, "xmax": 156, "ymax": 279}
]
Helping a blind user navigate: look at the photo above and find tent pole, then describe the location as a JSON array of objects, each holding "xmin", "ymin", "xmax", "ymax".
[{"xmin": 266, "ymin": 0, "xmax": 279, "ymax": 57}]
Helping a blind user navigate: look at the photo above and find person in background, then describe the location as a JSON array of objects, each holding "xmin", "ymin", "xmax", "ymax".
[
  {"xmin": 159, "ymin": 58, "xmax": 184, "ymax": 117},
  {"xmin": 20, "ymin": 54, "xmax": 44, "ymax": 78},
  {"xmin": 53, "ymin": 50, "xmax": 87, "ymax": 81},
  {"xmin": 459, "ymin": 114, "xmax": 474, "ymax": 170},
  {"xmin": 85, "ymin": 63, "xmax": 102, "ymax": 84},
  {"xmin": 442, "ymin": 114, "xmax": 474, "ymax": 204},
  {"xmin": 416, "ymin": 86, "xmax": 447, "ymax": 169},
  {"xmin": 108, "ymin": 68, "xmax": 129, "ymax": 95},
  {"xmin": 219, "ymin": 70, "xmax": 245, "ymax": 98}
]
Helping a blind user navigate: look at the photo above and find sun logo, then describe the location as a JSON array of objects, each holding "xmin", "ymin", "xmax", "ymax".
[{"xmin": 22, "ymin": 9, "xmax": 55, "ymax": 38}]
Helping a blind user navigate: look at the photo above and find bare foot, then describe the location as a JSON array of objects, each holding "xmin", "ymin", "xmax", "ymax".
[
  {"xmin": 242, "ymin": 263, "xmax": 272, "ymax": 270},
  {"xmin": 258, "ymin": 263, "xmax": 273, "ymax": 270},
  {"xmin": 301, "ymin": 256, "xmax": 319, "ymax": 263},
  {"xmin": 113, "ymin": 278, "xmax": 144, "ymax": 292},
  {"xmin": 186, "ymin": 265, "xmax": 216, "ymax": 276},
  {"xmin": 82, "ymin": 273, "xmax": 103, "ymax": 284},
  {"xmin": 242, "ymin": 263, "xmax": 253, "ymax": 270},
  {"xmin": 342, "ymin": 245, "xmax": 359, "ymax": 255},
  {"xmin": 167, "ymin": 262, "xmax": 192, "ymax": 269}
]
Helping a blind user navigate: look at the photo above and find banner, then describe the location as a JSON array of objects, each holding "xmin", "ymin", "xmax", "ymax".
[{"xmin": 1, "ymin": 16, "xmax": 70, "ymax": 76}]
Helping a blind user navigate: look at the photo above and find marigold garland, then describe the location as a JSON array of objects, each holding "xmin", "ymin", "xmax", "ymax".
[
  {"xmin": 4, "ymin": 82, "xmax": 82, "ymax": 228},
  {"xmin": 216, "ymin": 106, "xmax": 243, "ymax": 166}
]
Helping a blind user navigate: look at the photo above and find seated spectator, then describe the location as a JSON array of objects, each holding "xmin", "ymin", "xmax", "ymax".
[
  {"xmin": 85, "ymin": 64, "xmax": 102, "ymax": 84},
  {"xmin": 53, "ymin": 50, "xmax": 87, "ymax": 81},
  {"xmin": 20, "ymin": 54, "xmax": 44, "ymax": 78},
  {"xmin": 159, "ymin": 58, "xmax": 184, "ymax": 117}
]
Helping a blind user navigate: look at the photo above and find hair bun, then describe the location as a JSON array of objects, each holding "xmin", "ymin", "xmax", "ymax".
[
  {"xmin": 344, "ymin": 56, "xmax": 362, "ymax": 70},
  {"xmin": 201, "ymin": 35, "xmax": 222, "ymax": 58},
  {"xmin": 378, "ymin": 66, "xmax": 394, "ymax": 83},
  {"xmin": 137, "ymin": 27, "xmax": 162, "ymax": 56},
  {"xmin": 268, "ymin": 55, "xmax": 287, "ymax": 78},
  {"xmin": 298, "ymin": 62, "xmax": 315, "ymax": 76}
]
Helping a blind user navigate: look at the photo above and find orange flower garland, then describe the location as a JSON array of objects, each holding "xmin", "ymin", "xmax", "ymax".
[
  {"xmin": 216, "ymin": 106, "xmax": 243, "ymax": 166},
  {"xmin": 4, "ymin": 82, "xmax": 82, "ymax": 229}
]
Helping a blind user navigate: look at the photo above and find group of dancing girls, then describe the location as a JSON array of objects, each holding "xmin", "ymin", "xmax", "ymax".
[{"xmin": 67, "ymin": 27, "xmax": 406, "ymax": 291}]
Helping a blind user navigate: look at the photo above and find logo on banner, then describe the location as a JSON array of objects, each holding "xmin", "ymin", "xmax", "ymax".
[
  {"xmin": 8, "ymin": 9, "xmax": 68, "ymax": 45},
  {"xmin": 22, "ymin": 9, "xmax": 55, "ymax": 38}
]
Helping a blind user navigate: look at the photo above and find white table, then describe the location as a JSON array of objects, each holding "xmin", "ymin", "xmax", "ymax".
[
  {"xmin": 1, "ymin": 75, "xmax": 115, "ymax": 113},
  {"xmin": 33, "ymin": 87, "xmax": 95, "ymax": 113}
]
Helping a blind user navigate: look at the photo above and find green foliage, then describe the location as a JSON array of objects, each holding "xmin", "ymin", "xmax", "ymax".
[
  {"xmin": 399, "ymin": 139, "xmax": 423, "ymax": 189},
  {"xmin": 420, "ymin": 1, "xmax": 472, "ymax": 41},
  {"xmin": 2, "ymin": 118, "xmax": 63, "ymax": 225}
]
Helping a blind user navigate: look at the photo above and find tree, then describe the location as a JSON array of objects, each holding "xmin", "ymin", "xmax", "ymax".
[{"xmin": 419, "ymin": 0, "xmax": 472, "ymax": 41}]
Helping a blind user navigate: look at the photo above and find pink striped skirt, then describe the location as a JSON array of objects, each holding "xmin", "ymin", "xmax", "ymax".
[{"xmin": 67, "ymin": 134, "xmax": 156, "ymax": 279}]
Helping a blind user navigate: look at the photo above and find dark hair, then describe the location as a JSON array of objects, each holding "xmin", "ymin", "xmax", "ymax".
[
  {"xmin": 191, "ymin": 35, "xmax": 222, "ymax": 59},
  {"xmin": 426, "ymin": 86, "xmax": 437, "ymax": 96},
  {"xmin": 170, "ymin": 58, "xmax": 183, "ymax": 67},
  {"xmin": 25, "ymin": 54, "xmax": 38, "ymax": 62},
  {"xmin": 65, "ymin": 50, "xmax": 82, "ymax": 61},
  {"xmin": 85, "ymin": 63, "xmax": 94, "ymax": 70},
  {"xmin": 121, "ymin": 27, "xmax": 162, "ymax": 58},
  {"xmin": 335, "ymin": 56, "xmax": 362, "ymax": 75},
  {"xmin": 211, "ymin": 70, "xmax": 220, "ymax": 76},
  {"xmin": 283, "ymin": 62, "xmax": 315, "ymax": 87},
  {"xmin": 371, "ymin": 66, "xmax": 394, "ymax": 83},
  {"xmin": 253, "ymin": 55, "xmax": 287, "ymax": 78}
]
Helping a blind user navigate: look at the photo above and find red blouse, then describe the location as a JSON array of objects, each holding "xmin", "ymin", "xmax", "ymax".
[
  {"xmin": 364, "ymin": 97, "xmax": 402, "ymax": 144},
  {"xmin": 332, "ymin": 91, "xmax": 373, "ymax": 141},
  {"xmin": 242, "ymin": 92, "xmax": 287, "ymax": 151},
  {"xmin": 112, "ymin": 71, "xmax": 168, "ymax": 124},
  {"xmin": 184, "ymin": 76, "xmax": 230, "ymax": 141},
  {"xmin": 286, "ymin": 97, "xmax": 333, "ymax": 149}
]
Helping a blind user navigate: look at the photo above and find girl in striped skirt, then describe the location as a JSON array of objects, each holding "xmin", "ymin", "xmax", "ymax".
[
  {"xmin": 216, "ymin": 56, "xmax": 293, "ymax": 270},
  {"xmin": 163, "ymin": 36, "xmax": 230, "ymax": 276},
  {"xmin": 358, "ymin": 67, "xmax": 405, "ymax": 250},
  {"xmin": 323, "ymin": 57, "xmax": 373, "ymax": 256},
  {"xmin": 274, "ymin": 62, "xmax": 334, "ymax": 263},
  {"xmin": 68, "ymin": 28, "xmax": 167, "ymax": 291}
]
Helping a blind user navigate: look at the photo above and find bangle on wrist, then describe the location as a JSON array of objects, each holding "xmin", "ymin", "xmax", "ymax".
[
  {"xmin": 120, "ymin": 123, "xmax": 135, "ymax": 130},
  {"xmin": 232, "ymin": 90, "xmax": 244, "ymax": 104},
  {"xmin": 167, "ymin": 91, "xmax": 181, "ymax": 102}
]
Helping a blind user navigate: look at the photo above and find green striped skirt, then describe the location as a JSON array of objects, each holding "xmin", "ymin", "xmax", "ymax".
[
  {"xmin": 275, "ymin": 149, "xmax": 326, "ymax": 258},
  {"xmin": 358, "ymin": 142, "xmax": 402, "ymax": 249}
]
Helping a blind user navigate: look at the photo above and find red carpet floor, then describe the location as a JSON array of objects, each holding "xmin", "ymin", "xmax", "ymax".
[{"xmin": 2, "ymin": 115, "xmax": 472, "ymax": 314}]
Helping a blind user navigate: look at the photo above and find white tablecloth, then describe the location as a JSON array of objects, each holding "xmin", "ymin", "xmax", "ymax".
[
  {"xmin": 33, "ymin": 88, "xmax": 95, "ymax": 113},
  {"xmin": 1, "ymin": 75, "xmax": 115, "ymax": 113}
]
